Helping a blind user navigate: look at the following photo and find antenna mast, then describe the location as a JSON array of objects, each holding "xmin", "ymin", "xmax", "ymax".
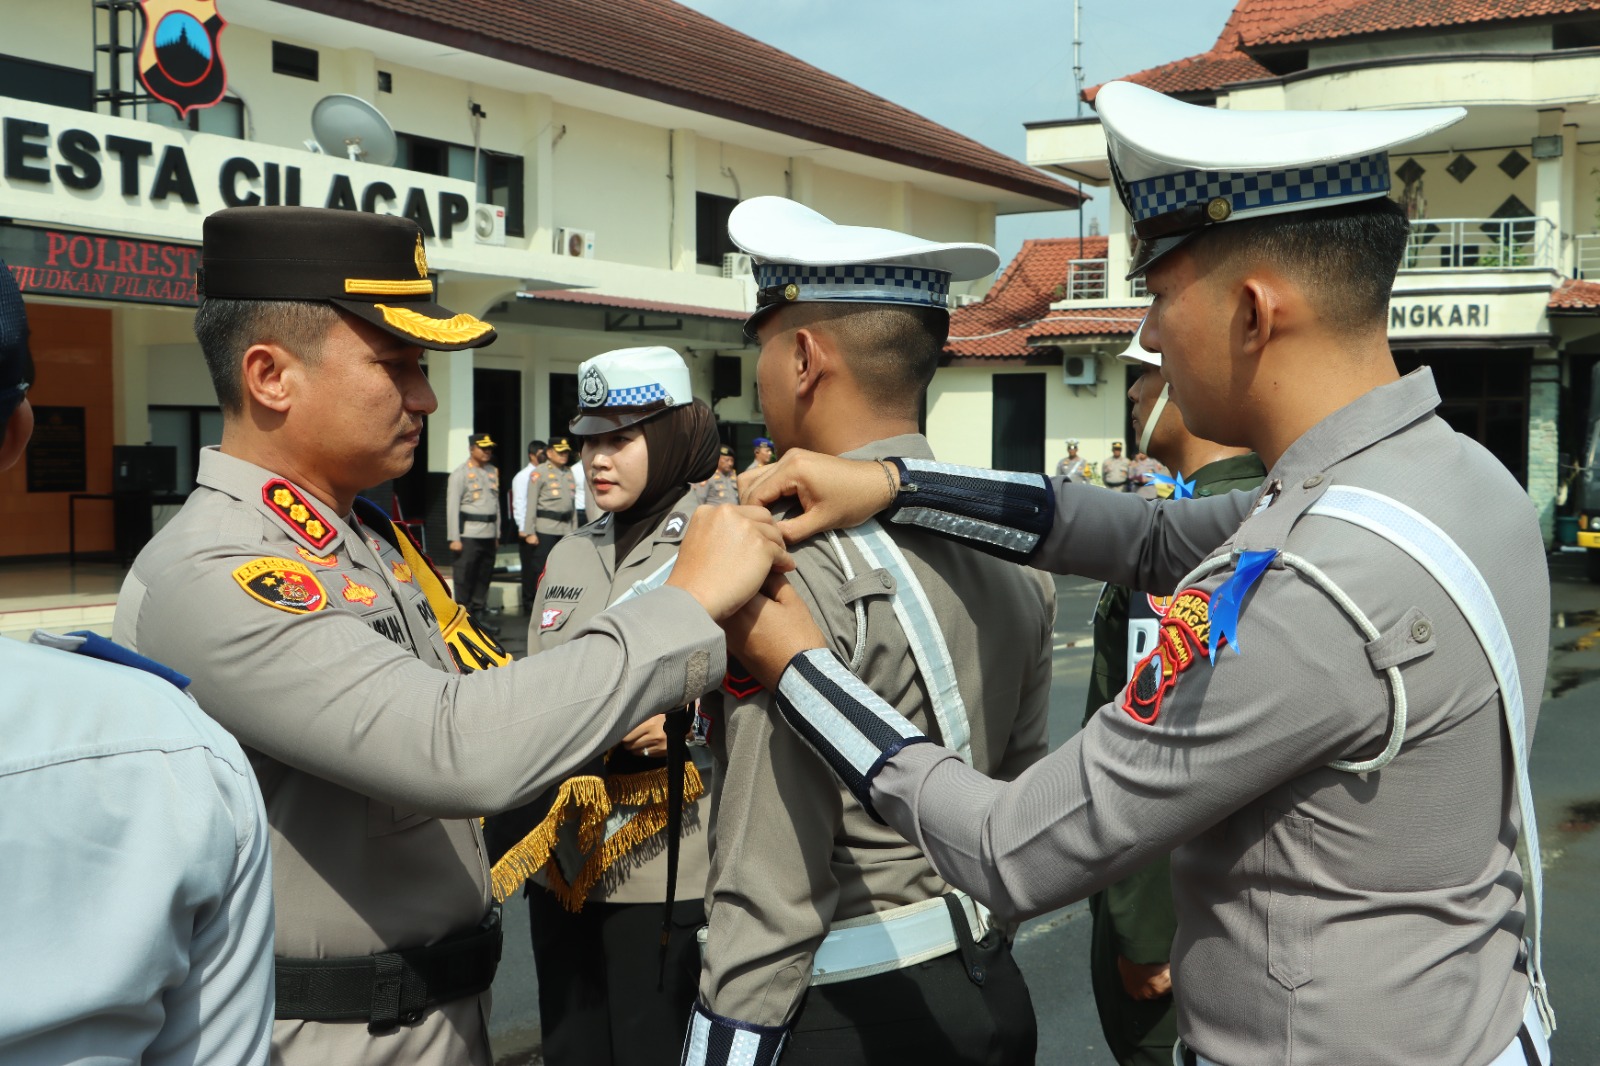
[{"xmin": 1073, "ymin": 0, "xmax": 1084, "ymax": 117}]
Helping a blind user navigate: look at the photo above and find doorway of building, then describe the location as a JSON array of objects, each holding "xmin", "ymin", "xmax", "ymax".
[
  {"xmin": 474, "ymin": 368, "xmax": 522, "ymax": 540},
  {"xmin": 1393, "ymin": 349, "xmax": 1529, "ymax": 485},
  {"xmin": 992, "ymin": 373, "xmax": 1046, "ymax": 473},
  {"xmin": 549, "ymin": 372, "xmax": 579, "ymax": 443}
]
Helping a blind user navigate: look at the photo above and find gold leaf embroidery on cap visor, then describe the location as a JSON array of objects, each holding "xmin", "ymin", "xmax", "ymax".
[
  {"xmin": 345, "ymin": 278, "xmax": 435, "ymax": 296},
  {"xmin": 373, "ymin": 304, "xmax": 495, "ymax": 344}
]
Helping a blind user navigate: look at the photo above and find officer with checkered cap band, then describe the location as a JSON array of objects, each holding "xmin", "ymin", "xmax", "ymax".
[
  {"xmin": 722, "ymin": 85, "xmax": 1558, "ymax": 1066},
  {"xmin": 112, "ymin": 207, "xmax": 791, "ymax": 1066},
  {"xmin": 678, "ymin": 197, "xmax": 1055, "ymax": 1066},
  {"xmin": 1057, "ymin": 438, "xmax": 1091, "ymax": 482}
]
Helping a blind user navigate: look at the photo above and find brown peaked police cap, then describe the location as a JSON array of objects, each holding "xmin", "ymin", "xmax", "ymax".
[{"xmin": 197, "ymin": 207, "xmax": 498, "ymax": 352}]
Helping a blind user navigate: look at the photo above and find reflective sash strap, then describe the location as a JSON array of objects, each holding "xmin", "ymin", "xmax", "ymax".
[
  {"xmin": 1306, "ymin": 486, "xmax": 1554, "ymax": 1036},
  {"xmin": 842, "ymin": 519, "xmax": 974, "ymax": 764},
  {"xmin": 810, "ymin": 891, "xmax": 988, "ymax": 986},
  {"xmin": 610, "ymin": 555, "xmax": 676, "ymax": 607}
]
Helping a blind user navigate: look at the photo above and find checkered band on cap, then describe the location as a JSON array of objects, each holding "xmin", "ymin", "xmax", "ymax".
[
  {"xmin": 1128, "ymin": 152, "xmax": 1391, "ymax": 225},
  {"xmin": 601, "ymin": 382, "xmax": 671, "ymax": 407},
  {"xmin": 753, "ymin": 263, "xmax": 951, "ymax": 309}
]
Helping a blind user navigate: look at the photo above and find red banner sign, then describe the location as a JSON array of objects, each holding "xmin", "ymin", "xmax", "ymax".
[{"xmin": 0, "ymin": 224, "xmax": 199, "ymax": 306}]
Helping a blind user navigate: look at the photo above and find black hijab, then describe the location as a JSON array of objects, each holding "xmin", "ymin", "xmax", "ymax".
[{"xmin": 610, "ymin": 399, "xmax": 721, "ymax": 563}]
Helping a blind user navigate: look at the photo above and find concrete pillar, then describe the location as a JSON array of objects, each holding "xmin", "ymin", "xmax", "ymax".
[
  {"xmin": 788, "ymin": 156, "xmax": 815, "ymax": 205},
  {"xmin": 887, "ymin": 182, "xmax": 910, "ymax": 232},
  {"xmin": 524, "ymin": 93, "xmax": 555, "ymax": 255},
  {"xmin": 1529, "ymin": 353, "xmax": 1560, "ymax": 544},
  {"xmin": 1535, "ymin": 109, "xmax": 1565, "ymax": 271},
  {"xmin": 670, "ymin": 129, "xmax": 697, "ymax": 272},
  {"xmin": 1106, "ymin": 195, "xmax": 1132, "ymax": 294},
  {"xmin": 339, "ymin": 48, "xmax": 379, "ymax": 99},
  {"xmin": 426, "ymin": 348, "xmax": 475, "ymax": 474},
  {"xmin": 112, "ymin": 308, "xmax": 149, "ymax": 445}
]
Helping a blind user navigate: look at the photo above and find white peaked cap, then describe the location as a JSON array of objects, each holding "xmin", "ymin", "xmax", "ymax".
[{"xmin": 569, "ymin": 346, "xmax": 693, "ymax": 435}]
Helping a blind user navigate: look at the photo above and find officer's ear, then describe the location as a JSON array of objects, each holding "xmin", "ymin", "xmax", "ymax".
[
  {"xmin": 791, "ymin": 325, "xmax": 834, "ymax": 401},
  {"xmin": 240, "ymin": 342, "xmax": 299, "ymax": 414},
  {"xmin": 1237, "ymin": 276, "xmax": 1286, "ymax": 365}
]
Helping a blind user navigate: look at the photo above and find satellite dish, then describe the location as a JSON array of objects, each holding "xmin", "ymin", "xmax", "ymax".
[{"xmin": 310, "ymin": 94, "xmax": 397, "ymax": 166}]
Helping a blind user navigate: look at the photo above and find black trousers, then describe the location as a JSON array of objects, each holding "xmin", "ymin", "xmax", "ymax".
[
  {"xmin": 523, "ymin": 534, "xmax": 564, "ymax": 610},
  {"xmin": 527, "ymin": 889, "xmax": 705, "ymax": 1066},
  {"xmin": 1088, "ymin": 889, "xmax": 1176, "ymax": 1066},
  {"xmin": 453, "ymin": 536, "xmax": 497, "ymax": 612},
  {"xmin": 782, "ymin": 932, "xmax": 1036, "ymax": 1066}
]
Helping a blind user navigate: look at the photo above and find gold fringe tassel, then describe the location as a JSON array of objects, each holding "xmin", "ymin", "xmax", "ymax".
[{"xmin": 487, "ymin": 775, "xmax": 610, "ymax": 903}]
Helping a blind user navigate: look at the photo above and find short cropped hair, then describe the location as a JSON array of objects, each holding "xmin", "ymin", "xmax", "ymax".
[
  {"xmin": 788, "ymin": 302, "xmax": 948, "ymax": 414},
  {"xmin": 1184, "ymin": 195, "xmax": 1410, "ymax": 334},
  {"xmin": 193, "ymin": 298, "xmax": 341, "ymax": 412}
]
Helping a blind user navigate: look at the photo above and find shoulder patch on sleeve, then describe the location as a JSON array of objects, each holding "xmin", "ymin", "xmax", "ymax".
[
  {"xmin": 262, "ymin": 478, "xmax": 338, "ymax": 550},
  {"xmin": 1122, "ymin": 587, "xmax": 1211, "ymax": 725},
  {"xmin": 233, "ymin": 557, "xmax": 330, "ymax": 614}
]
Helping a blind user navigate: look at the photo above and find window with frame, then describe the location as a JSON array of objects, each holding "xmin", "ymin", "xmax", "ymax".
[
  {"xmin": 145, "ymin": 96, "xmax": 244, "ymax": 137},
  {"xmin": 696, "ymin": 193, "xmax": 739, "ymax": 267},
  {"xmin": 0, "ymin": 53, "xmax": 92, "ymax": 110},
  {"xmin": 396, "ymin": 133, "xmax": 526, "ymax": 237}
]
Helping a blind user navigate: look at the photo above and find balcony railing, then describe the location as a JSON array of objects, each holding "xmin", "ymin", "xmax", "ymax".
[
  {"xmin": 1059, "ymin": 258, "xmax": 1146, "ymax": 302},
  {"xmin": 1576, "ymin": 234, "xmax": 1600, "ymax": 280},
  {"xmin": 1401, "ymin": 217, "xmax": 1555, "ymax": 272}
]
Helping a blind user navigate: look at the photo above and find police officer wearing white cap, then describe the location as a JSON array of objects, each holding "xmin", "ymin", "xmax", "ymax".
[
  {"xmin": 680, "ymin": 198, "xmax": 1053, "ymax": 1066},
  {"xmin": 731, "ymin": 84, "xmax": 1555, "ymax": 1066},
  {"xmin": 487, "ymin": 345, "xmax": 723, "ymax": 1066},
  {"xmin": 1057, "ymin": 439, "xmax": 1091, "ymax": 482}
]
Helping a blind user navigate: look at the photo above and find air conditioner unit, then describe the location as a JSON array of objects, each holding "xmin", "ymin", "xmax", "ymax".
[
  {"xmin": 472, "ymin": 203, "xmax": 507, "ymax": 246},
  {"xmin": 722, "ymin": 252, "xmax": 754, "ymax": 279},
  {"xmin": 1062, "ymin": 354, "xmax": 1097, "ymax": 386},
  {"xmin": 558, "ymin": 227, "xmax": 596, "ymax": 258},
  {"xmin": 949, "ymin": 293, "xmax": 981, "ymax": 309}
]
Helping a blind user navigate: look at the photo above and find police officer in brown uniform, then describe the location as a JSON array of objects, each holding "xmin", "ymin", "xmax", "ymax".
[
  {"xmin": 735, "ymin": 86, "xmax": 1556, "ymax": 1066},
  {"xmin": 112, "ymin": 206, "xmax": 794, "ymax": 1066},
  {"xmin": 695, "ymin": 446, "xmax": 740, "ymax": 506},
  {"xmin": 448, "ymin": 432, "xmax": 501, "ymax": 623},
  {"xmin": 521, "ymin": 436, "xmax": 579, "ymax": 594},
  {"xmin": 1101, "ymin": 441, "xmax": 1132, "ymax": 491},
  {"xmin": 679, "ymin": 198, "xmax": 1053, "ymax": 1066}
]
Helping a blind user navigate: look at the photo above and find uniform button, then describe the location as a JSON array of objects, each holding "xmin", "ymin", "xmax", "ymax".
[
  {"xmin": 1411, "ymin": 618, "xmax": 1432, "ymax": 643},
  {"xmin": 880, "ymin": 572, "xmax": 893, "ymax": 589},
  {"xmin": 1303, "ymin": 475, "xmax": 1323, "ymax": 489}
]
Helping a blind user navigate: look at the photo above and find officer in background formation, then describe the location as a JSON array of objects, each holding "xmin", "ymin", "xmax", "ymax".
[
  {"xmin": 114, "ymin": 206, "xmax": 789, "ymax": 1066},
  {"xmin": 0, "ymin": 266, "xmax": 274, "ymax": 1065},
  {"xmin": 680, "ymin": 197, "xmax": 1052, "ymax": 1066},
  {"xmin": 696, "ymin": 445, "xmax": 740, "ymax": 505},
  {"xmin": 521, "ymin": 436, "xmax": 579, "ymax": 597},
  {"xmin": 745, "ymin": 435, "xmax": 774, "ymax": 472},
  {"xmin": 733, "ymin": 83, "xmax": 1555, "ymax": 1066},
  {"xmin": 511, "ymin": 439, "xmax": 548, "ymax": 614},
  {"xmin": 1056, "ymin": 438, "xmax": 1091, "ymax": 481},
  {"xmin": 1101, "ymin": 440, "xmax": 1132, "ymax": 491},
  {"xmin": 1130, "ymin": 450, "xmax": 1169, "ymax": 500},
  {"xmin": 448, "ymin": 431, "xmax": 501, "ymax": 627},
  {"xmin": 1082, "ymin": 325, "xmax": 1265, "ymax": 1066}
]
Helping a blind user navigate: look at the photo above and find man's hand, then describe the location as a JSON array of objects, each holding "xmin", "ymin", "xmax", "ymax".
[
  {"xmin": 1116, "ymin": 956, "xmax": 1172, "ymax": 1001},
  {"xmin": 524, "ymin": 533, "xmax": 538, "ymax": 545},
  {"xmin": 721, "ymin": 573, "xmax": 827, "ymax": 691},
  {"xmin": 621, "ymin": 714, "xmax": 669, "ymax": 758},
  {"xmin": 738, "ymin": 449, "xmax": 898, "ymax": 544},
  {"xmin": 449, "ymin": 539, "xmax": 463, "ymax": 553},
  {"xmin": 666, "ymin": 505, "xmax": 794, "ymax": 622}
]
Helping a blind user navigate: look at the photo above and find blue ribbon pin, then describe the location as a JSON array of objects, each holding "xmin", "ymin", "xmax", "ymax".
[
  {"xmin": 1148, "ymin": 471, "xmax": 1196, "ymax": 500},
  {"xmin": 1207, "ymin": 550, "xmax": 1278, "ymax": 664}
]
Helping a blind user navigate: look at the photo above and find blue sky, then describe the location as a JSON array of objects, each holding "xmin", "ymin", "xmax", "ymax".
[{"xmin": 677, "ymin": 0, "xmax": 1239, "ymax": 263}]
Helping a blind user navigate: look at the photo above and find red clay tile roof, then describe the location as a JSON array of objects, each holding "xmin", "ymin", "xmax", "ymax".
[
  {"xmin": 519, "ymin": 289, "xmax": 746, "ymax": 320},
  {"xmin": 1027, "ymin": 306, "xmax": 1147, "ymax": 338},
  {"xmin": 946, "ymin": 237, "xmax": 1144, "ymax": 359},
  {"xmin": 1082, "ymin": 49, "xmax": 1273, "ymax": 102},
  {"xmin": 279, "ymin": 0, "xmax": 1082, "ymax": 208},
  {"xmin": 1548, "ymin": 279, "xmax": 1600, "ymax": 311}
]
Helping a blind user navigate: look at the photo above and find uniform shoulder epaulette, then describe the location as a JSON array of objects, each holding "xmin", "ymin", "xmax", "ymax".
[{"xmin": 262, "ymin": 477, "xmax": 340, "ymax": 551}]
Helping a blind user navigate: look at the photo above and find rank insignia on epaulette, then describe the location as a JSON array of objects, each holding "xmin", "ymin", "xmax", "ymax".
[
  {"xmin": 722, "ymin": 661, "xmax": 764, "ymax": 700},
  {"xmin": 234, "ymin": 557, "xmax": 329, "ymax": 614},
  {"xmin": 262, "ymin": 478, "xmax": 337, "ymax": 550},
  {"xmin": 295, "ymin": 546, "xmax": 338, "ymax": 567},
  {"xmin": 341, "ymin": 575, "xmax": 379, "ymax": 607}
]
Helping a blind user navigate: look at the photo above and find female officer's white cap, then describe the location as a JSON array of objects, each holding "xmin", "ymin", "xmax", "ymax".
[
  {"xmin": 727, "ymin": 196, "xmax": 1000, "ymax": 338},
  {"xmin": 569, "ymin": 346, "xmax": 693, "ymax": 435},
  {"xmin": 1097, "ymin": 80, "xmax": 1465, "ymax": 277}
]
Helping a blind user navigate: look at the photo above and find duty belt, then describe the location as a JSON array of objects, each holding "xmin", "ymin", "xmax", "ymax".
[
  {"xmin": 460, "ymin": 511, "xmax": 496, "ymax": 522},
  {"xmin": 274, "ymin": 909, "xmax": 503, "ymax": 1033}
]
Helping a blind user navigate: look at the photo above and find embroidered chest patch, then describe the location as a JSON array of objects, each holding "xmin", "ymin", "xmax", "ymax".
[
  {"xmin": 294, "ymin": 546, "xmax": 338, "ymax": 567},
  {"xmin": 540, "ymin": 608, "xmax": 564, "ymax": 631},
  {"xmin": 1122, "ymin": 588, "xmax": 1214, "ymax": 724},
  {"xmin": 542, "ymin": 585, "xmax": 583, "ymax": 601},
  {"xmin": 263, "ymin": 479, "xmax": 336, "ymax": 549},
  {"xmin": 662, "ymin": 512, "xmax": 687, "ymax": 538},
  {"xmin": 233, "ymin": 557, "xmax": 329, "ymax": 614},
  {"xmin": 341, "ymin": 575, "xmax": 379, "ymax": 607},
  {"xmin": 391, "ymin": 560, "xmax": 414, "ymax": 584}
]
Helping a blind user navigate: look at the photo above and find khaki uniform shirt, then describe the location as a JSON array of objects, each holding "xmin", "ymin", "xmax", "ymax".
[
  {"xmin": 528, "ymin": 489, "xmax": 711, "ymax": 904},
  {"xmin": 695, "ymin": 471, "xmax": 739, "ymax": 506},
  {"xmin": 699, "ymin": 434, "xmax": 1055, "ymax": 1029},
  {"xmin": 1101, "ymin": 454, "xmax": 1132, "ymax": 489},
  {"xmin": 114, "ymin": 447, "xmax": 725, "ymax": 1066},
  {"xmin": 523, "ymin": 461, "xmax": 579, "ymax": 537},
  {"xmin": 1057, "ymin": 455, "xmax": 1091, "ymax": 481},
  {"xmin": 877, "ymin": 371, "xmax": 1547, "ymax": 1065},
  {"xmin": 447, "ymin": 461, "xmax": 500, "ymax": 541}
]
